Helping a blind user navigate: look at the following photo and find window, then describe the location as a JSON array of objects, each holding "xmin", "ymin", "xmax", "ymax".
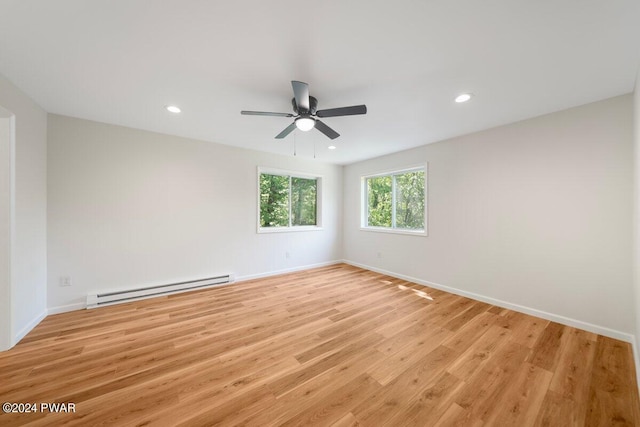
[
  {"xmin": 362, "ymin": 166, "xmax": 426, "ymax": 235},
  {"xmin": 258, "ymin": 168, "xmax": 322, "ymax": 232}
]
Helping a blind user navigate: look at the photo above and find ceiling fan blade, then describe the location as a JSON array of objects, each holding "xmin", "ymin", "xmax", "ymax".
[
  {"xmin": 316, "ymin": 104, "xmax": 367, "ymax": 118},
  {"xmin": 241, "ymin": 110, "xmax": 294, "ymax": 117},
  {"xmin": 315, "ymin": 120, "xmax": 340, "ymax": 140},
  {"xmin": 275, "ymin": 122, "xmax": 297, "ymax": 139},
  {"xmin": 291, "ymin": 81, "xmax": 310, "ymax": 112}
]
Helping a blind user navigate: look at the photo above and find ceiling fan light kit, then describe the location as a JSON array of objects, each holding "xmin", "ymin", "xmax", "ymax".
[
  {"xmin": 295, "ymin": 116, "xmax": 315, "ymax": 131},
  {"xmin": 241, "ymin": 81, "xmax": 367, "ymax": 140}
]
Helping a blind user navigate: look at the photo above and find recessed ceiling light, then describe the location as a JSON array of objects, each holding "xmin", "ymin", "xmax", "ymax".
[
  {"xmin": 455, "ymin": 93, "xmax": 472, "ymax": 103},
  {"xmin": 165, "ymin": 105, "xmax": 181, "ymax": 113},
  {"xmin": 328, "ymin": 145, "xmax": 336, "ymax": 150}
]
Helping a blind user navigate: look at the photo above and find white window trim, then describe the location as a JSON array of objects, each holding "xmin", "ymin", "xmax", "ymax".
[
  {"xmin": 257, "ymin": 166, "xmax": 323, "ymax": 233},
  {"xmin": 360, "ymin": 163, "xmax": 428, "ymax": 237}
]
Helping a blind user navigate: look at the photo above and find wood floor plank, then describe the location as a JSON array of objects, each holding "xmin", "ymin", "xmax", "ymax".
[
  {"xmin": 440, "ymin": 311, "xmax": 498, "ymax": 354},
  {"xmin": 510, "ymin": 316, "xmax": 550, "ymax": 349},
  {"xmin": 388, "ymin": 371, "xmax": 464, "ymax": 427},
  {"xmin": 443, "ymin": 300, "xmax": 491, "ymax": 332},
  {"xmin": 278, "ymin": 373, "xmax": 381, "ymax": 427},
  {"xmin": 535, "ymin": 390, "xmax": 585, "ymax": 427},
  {"xmin": 330, "ymin": 412, "xmax": 360, "ymax": 427},
  {"xmin": 527, "ymin": 321, "xmax": 566, "ymax": 371},
  {"xmin": 367, "ymin": 326, "xmax": 452, "ymax": 385},
  {"xmin": 0, "ymin": 263, "xmax": 637, "ymax": 426},
  {"xmin": 244, "ymin": 348, "xmax": 384, "ymax": 426},
  {"xmin": 548, "ymin": 327, "xmax": 597, "ymax": 404},
  {"xmin": 585, "ymin": 335, "xmax": 640, "ymax": 426},
  {"xmin": 352, "ymin": 345, "xmax": 461, "ymax": 426},
  {"xmin": 483, "ymin": 362, "xmax": 553, "ymax": 426},
  {"xmin": 445, "ymin": 324, "xmax": 511, "ymax": 380},
  {"xmin": 450, "ymin": 340, "xmax": 537, "ymax": 423},
  {"xmin": 268, "ymin": 333, "xmax": 385, "ymax": 399},
  {"xmin": 433, "ymin": 402, "xmax": 482, "ymax": 427}
]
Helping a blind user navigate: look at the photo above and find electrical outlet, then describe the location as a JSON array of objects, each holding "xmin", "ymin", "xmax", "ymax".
[
  {"xmin": 285, "ymin": 252, "xmax": 291, "ymax": 259},
  {"xmin": 377, "ymin": 252, "xmax": 382, "ymax": 259},
  {"xmin": 59, "ymin": 276, "xmax": 72, "ymax": 287}
]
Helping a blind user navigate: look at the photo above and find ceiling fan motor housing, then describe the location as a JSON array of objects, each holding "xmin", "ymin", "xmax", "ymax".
[{"xmin": 292, "ymin": 96, "xmax": 318, "ymax": 115}]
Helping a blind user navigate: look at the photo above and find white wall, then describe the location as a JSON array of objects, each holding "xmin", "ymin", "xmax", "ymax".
[
  {"xmin": 47, "ymin": 115, "xmax": 343, "ymax": 311},
  {"xmin": 633, "ymin": 69, "xmax": 640, "ymax": 385},
  {"xmin": 0, "ymin": 109, "xmax": 14, "ymax": 350},
  {"xmin": 344, "ymin": 95, "xmax": 634, "ymax": 339},
  {"xmin": 0, "ymin": 73, "xmax": 48, "ymax": 347}
]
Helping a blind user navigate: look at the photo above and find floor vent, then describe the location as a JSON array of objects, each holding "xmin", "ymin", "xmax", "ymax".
[{"xmin": 86, "ymin": 274, "xmax": 234, "ymax": 309}]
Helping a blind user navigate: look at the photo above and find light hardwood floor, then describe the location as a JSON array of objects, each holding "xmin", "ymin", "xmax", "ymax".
[{"xmin": 0, "ymin": 264, "xmax": 638, "ymax": 426}]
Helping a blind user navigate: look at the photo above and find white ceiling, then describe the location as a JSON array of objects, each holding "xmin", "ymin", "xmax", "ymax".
[{"xmin": 1, "ymin": 1, "xmax": 639, "ymax": 164}]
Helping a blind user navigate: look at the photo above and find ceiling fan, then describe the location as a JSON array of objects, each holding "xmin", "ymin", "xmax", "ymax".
[{"xmin": 241, "ymin": 81, "xmax": 367, "ymax": 140}]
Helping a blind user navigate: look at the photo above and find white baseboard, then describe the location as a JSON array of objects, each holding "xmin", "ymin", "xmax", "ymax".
[
  {"xmin": 343, "ymin": 259, "xmax": 634, "ymax": 344},
  {"xmin": 14, "ymin": 309, "xmax": 47, "ymax": 344},
  {"xmin": 235, "ymin": 260, "xmax": 343, "ymax": 283},
  {"xmin": 48, "ymin": 302, "xmax": 86, "ymax": 315},
  {"xmin": 632, "ymin": 336, "xmax": 640, "ymax": 395}
]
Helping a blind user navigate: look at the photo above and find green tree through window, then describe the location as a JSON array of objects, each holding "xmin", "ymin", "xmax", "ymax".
[
  {"xmin": 395, "ymin": 171, "xmax": 425, "ymax": 229},
  {"xmin": 260, "ymin": 171, "xmax": 319, "ymax": 229},
  {"xmin": 291, "ymin": 177, "xmax": 317, "ymax": 226},
  {"xmin": 365, "ymin": 168, "xmax": 425, "ymax": 231},
  {"xmin": 260, "ymin": 174, "xmax": 289, "ymax": 227},
  {"xmin": 367, "ymin": 176, "xmax": 392, "ymax": 227}
]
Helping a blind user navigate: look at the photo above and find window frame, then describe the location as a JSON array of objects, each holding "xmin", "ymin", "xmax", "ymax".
[
  {"xmin": 360, "ymin": 164, "xmax": 427, "ymax": 237},
  {"xmin": 257, "ymin": 167, "xmax": 323, "ymax": 233}
]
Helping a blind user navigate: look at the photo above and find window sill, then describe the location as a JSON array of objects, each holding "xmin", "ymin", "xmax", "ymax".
[
  {"xmin": 359, "ymin": 227, "xmax": 427, "ymax": 237},
  {"xmin": 258, "ymin": 226, "xmax": 324, "ymax": 234}
]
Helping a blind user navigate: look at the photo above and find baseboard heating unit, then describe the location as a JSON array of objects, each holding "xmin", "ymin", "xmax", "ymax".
[{"xmin": 86, "ymin": 274, "xmax": 234, "ymax": 309}]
